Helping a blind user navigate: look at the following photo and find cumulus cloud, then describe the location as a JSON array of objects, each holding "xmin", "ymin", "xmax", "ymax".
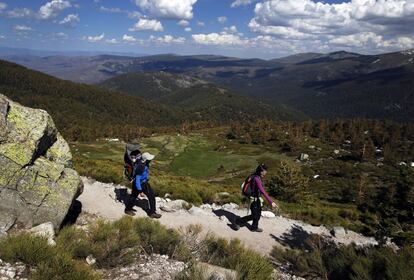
[
  {"xmin": 192, "ymin": 33, "xmax": 247, "ymax": 45},
  {"xmin": 134, "ymin": 0, "xmax": 197, "ymax": 20},
  {"xmin": 150, "ymin": 34, "xmax": 186, "ymax": 44},
  {"xmin": 100, "ymin": 6, "xmax": 123, "ymax": 13},
  {"xmin": 38, "ymin": 0, "xmax": 71, "ymax": 20},
  {"xmin": 248, "ymin": 0, "xmax": 414, "ymax": 52},
  {"xmin": 129, "ymin": 18, "xmax": 163, "ymax": 31},
  {"xmin": 197, "ymin": 21, "xmax": 205, "ymax": 26},
  {"xmin": 123, "ymin": 34, "xmax": 139, "ymax": 42},
  {"xmin": 217, "ymin": 16, "xmax": 227, "ymax": 23},
  {"xmin": 51, "ymin": 32, "xmax": 68, "ymax": 39},
  {"xmin": 106, "ymin": 38, "xmax": 120, "ymax": 44},
  {"xmin": 59, "ymin": 14, "xmax": 80, "ymax": 27},
  {"xmin": 0, "ymin": 35, "xmax": 5, "ymax": 39},
  {"xmin": 231, "ymin": 0, "xmax": 258, "ymax": 8},
  {"xmin": 13, "ymin": 25, "xmax": 33, "ymax": 32},
  {"xmin": 84, "ymin": 33, "xmax": 105, "ymax": 43},
  {"xmin": 185, "ymin": 27, "xmax": 192, "ymax": 32},
  {"xmin": 5, "ymin": 8, "xmax": 35, "ymax": 19},
  {"xmin": 178, "ymin": 19, "xmax": 189, "ymax": 27},
  {"xmin": 223, "ymin": 25, "xmax": 238, "ymax": 34},
  {"xmin": 0, "ymin": 2, "xmax": 6, "ymax": 10}
]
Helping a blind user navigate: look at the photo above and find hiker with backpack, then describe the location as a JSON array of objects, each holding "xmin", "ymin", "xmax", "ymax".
[
  {"xmin": 235, "ymin": 163, "xmax": 277, "ymax": 232},
  {"xmin": 124, "ymin": 145, "xmax": 161, "ymax": 219}
]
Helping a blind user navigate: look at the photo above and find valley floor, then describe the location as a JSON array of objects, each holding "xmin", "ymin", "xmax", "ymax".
[{"xmin": 78, "ymin": 177, "xmax": 377, "ymax": 256}]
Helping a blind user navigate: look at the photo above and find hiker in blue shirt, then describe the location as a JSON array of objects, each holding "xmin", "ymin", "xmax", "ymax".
[{"xmin": 125, "ymin": 152, "xmax": 161, "ymax": 219}]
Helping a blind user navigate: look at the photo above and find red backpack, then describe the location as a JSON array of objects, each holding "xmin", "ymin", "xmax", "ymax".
[{"xmin": 241, "ymin": 175, "xmax": 257, "ymax": 197}]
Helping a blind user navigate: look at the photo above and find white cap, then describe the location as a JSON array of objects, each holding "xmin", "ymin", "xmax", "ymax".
[{"xmin": 141, "ymin": 152, "xmax": 155, "ymax": 162}]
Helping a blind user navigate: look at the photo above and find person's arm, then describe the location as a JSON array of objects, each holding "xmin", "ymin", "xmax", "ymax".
[{"xmin": 254, "ymin": 176, "xmax": 273, "ymax": 205}]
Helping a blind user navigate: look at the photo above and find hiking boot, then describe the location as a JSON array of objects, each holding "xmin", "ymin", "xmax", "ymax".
[
  {"xmin": 250, "ymin": 227, "xmax": 263, "ymax": 233},
  {"xmin": 124, "ymin": 209, "xmax": 136, "ymax": 216},
  {"xmin": 149, "ymin": 213, "xmax": 162, "ymax": 219}
]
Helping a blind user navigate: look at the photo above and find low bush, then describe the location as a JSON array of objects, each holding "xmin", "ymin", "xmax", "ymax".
[
  {"xmin": 0, "ymin": 234, "xmax": 99, "ymax": 280},
  {"xmin": 200, "ymin": 235, "xmax": 273, "ymax": 280},
  {"xmin": 271, "ymin": 234, "xmax": 414, "ymax": 280}
]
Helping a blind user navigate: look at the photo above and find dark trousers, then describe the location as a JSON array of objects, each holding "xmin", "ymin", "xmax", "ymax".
[
  {"xmin": 126, "ymin": 182, "xmax": 157, "ymax": 215},
  {"xmin": 237, "ymin": 199, "xmax": 262, "ymax": 229}
]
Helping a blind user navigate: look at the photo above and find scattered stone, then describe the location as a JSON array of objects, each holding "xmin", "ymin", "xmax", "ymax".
[
  {"xmin": 261, "ymin": 211, "xmax": 276, "ymax": 218},
  {"xmin": 165, "ymin": 198, "xmax": 172, "ymax": 202},
  {"xmin": 331, "ymin": 226, "xmax": 347, "ymax": 237},
  {"xmin": 160, "ymin": 205, "xmax": 174, "ymax": 213},
  {"xmin": 308, "ymin": 145, "xmax": 315, "ymax": 149},
  {"xmin": 29, "ymin": 222, "xmax": 56, "ymax": 246},
  {"xmin": 0, "ymin": 259, "xmax": 26, "ymax": 280},
  {"xmin": 200, "ymin": 204, "xmax": 212, "ymax": 210},
  {"xmin": 155, "ymin": 197, "xmax": 166, "ymax": 204},
  {"xmin": 217, "ymin": 192, "xmax": 230, "ymax": 198},
  {"xmin": 222, "ymin": 203, "xmax": 238, "ymax": 211},
  {"xmin": 334, "ymin": 150, "xmax": 340, "ymax": 155},
  {"xmin": 313, "ymin": 175, "xmax": 320, "ymax": 179},
  {"xmin": 188, "ymin": 206, "xmax": 205, "ymax": 216},
  {"xmin": 299, "ymin": 153, "xmax": 309, "ymax": 161},
  {"xmin": 86, "ymin": 255, "xmax": 96, "ymax": 266},
  {"xmin": 166, "ymin": 200, "xmax": 189, "ymax": 211},
  {"xmin": 100, "ymin": 254, "xmax": 186, "ymax": 280},
  {"xmin": 164, "ymin": 193, "xmax": 171, "ymax": 198}
]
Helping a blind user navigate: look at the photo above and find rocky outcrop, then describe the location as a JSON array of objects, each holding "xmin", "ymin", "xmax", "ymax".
[{"xmin": 0, "ymin": 94, "xmax": 82, "ymax": 231}]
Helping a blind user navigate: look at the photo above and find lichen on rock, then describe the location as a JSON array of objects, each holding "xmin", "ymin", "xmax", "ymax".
[{"xmin": 0, "ymin": 94, "xmax": 83, "ymax": 231}]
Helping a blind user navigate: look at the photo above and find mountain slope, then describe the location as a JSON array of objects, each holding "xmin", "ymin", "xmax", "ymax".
[
  {"xmin": 99, "ymin": 72, "xmax": 305, "ymax": 121},
  {"xmin": 0, "ymin": 60, "xmax": 185, "ymax": 140}
]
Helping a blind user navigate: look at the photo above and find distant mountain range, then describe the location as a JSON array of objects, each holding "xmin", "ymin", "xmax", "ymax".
[
  {"xmin": 0, "ymin": 60, "xmax": 296, "ymax": 140},
  {"xmin": 2, "ymin": 49, "xmax": 414, "ymax": 121}
]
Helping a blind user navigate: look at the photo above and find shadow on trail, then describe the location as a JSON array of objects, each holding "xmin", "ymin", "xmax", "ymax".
[
  {"xmin": 60, "ymin": 200, "xmax": 82, "ymax": 229},
  {"xmin": 114, "ymin": 188, "xmax": 151, "ymax": 214},
  {"xmin": 270, "ymin": 224, "xmax": 312, "ymax": 250},
  {"xmin": 213, "ymin": 209, "xmax": 253, "ymax": 231}
]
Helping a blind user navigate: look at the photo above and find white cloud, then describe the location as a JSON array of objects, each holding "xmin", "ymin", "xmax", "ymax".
[
  {"xmin": 178, "ymin": 19, "xmax": 189, "ymax": 27},
  {"xmin": 129, "ymin": 18, "xmax": 163, "ymax": 31},
  {"xmin": 185, "ymin": 27, "xmax": 192, "ymax": 32},
  {"xmin": 51, "ymin": 32, "xmax": 68, "ymax": 39},
  {"xmin": 192, "ymin": 33, "xmax": 247, "ymax": 46},
  {"xmin": 127, "ymin": 11, "xmax": 142, "ymax": 19},
  {"xmin": 0, "ymin": 35, "xmax": 5, "ymax": 39},
  {"xmin": 59, "ymin": 14, "xmax": 79, "ymax": 27},
  {"xmin": 13, "ymin": 25, "xmax": 33, "ymax": 32},
  {"xmin": 84, "ymin": 33, "xmax": 105, "ymax": 43},
  {"xmin": 134, "ymin": 0, "xmax": 197, "ymax": 20},
  {"xmin": 106, "ymin": 38, "xmax": 120, "ymax": 44},
  {"xmin": 197, "ymin": 21, "xmax": 205, "ymax": 26},
  {"xmin": 231, "ymin": 0, "xmax": 258, "ymax": 8},
  {"xmin": 100, "ymin": 6, "xmax": 122, "ymax": 13},
  {"xmin": 217, "ymin": 16, "xmax": 227, "ymax": 23},
  {"xmin": 123, "ymin": 34, "xmax": 138, "ymax": 42},
  {"xmin": 5, "ymin": 8, "xmax": 35, "ymax": 19},
  {"xmin": 38, "ymin": 0, "xmax": 71, "ymax": 20},
  {"xmin": 248, "ymin": 0, "xmax": 414, "ymax": 53},
  {"xmin": 0, "ymin": 2, "xmax": 7, "ymax": 10},
  {"xmin": 150, "ymin": 34, "xmax": 186, "ymax": 44},
  {"xmin": 223, "ymin": 25, "xmax": 238, "ymax": 34}
]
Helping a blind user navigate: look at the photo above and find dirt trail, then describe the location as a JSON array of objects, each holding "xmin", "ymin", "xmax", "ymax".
[{"xmin": 78, "ymin": 177, "xmax": 378, "ymax": 256}]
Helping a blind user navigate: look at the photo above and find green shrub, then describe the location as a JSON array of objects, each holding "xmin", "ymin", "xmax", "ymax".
[
  {"xmin": 0, "ymin": 234, "xmax": 99, "ymax": 280},
  {"xmin": 201, "ymin": 235, "xmax": 273, "ymax": 280},
  {"xmin": 271, "ymin": 233, "xmax": 414, "ymax": 280},
  {"xmin": 133, "ymin": 217, "xmax": 183, "ymax": 257},
  {"xmin": 87, "ymin": 218, "xmax": 140, "ymax": 268},
  {"xmin": 57, "ymin": 226, "xmax": 92, "ymax": 259}
]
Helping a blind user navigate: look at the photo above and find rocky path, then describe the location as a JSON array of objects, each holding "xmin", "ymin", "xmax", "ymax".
[{"xmin": 78, "ymin": 177, "xmax": 378, "ymax": 256}]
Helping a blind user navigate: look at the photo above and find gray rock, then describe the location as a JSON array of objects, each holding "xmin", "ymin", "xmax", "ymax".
[
  {"xmin": 166, "ymin": 199, "xmax": 189, "ymax": 211},
  {"xmin": 160, "ymin": 205, "xmax": 175, "ymax": 213},
  {"xmin": 29, "ymin": 222, "xmax": 56, "ymax": 246},
  {"xmin": 200, "ymin": 204, "xmax": 212, "ymax": 210},
  {"xmin": 0, "ymin": 94, "xmax": 83, "ymax": 231},
  {"xmin": 188, "ymin": 206, "xmax": 205, "ymax": 216},
  {"xmin": 222, "ymin": 203, "xmax": 238, "ymax": 210},
  {"xmin": 299, "ymin": 153, "xmax": 310, "ymax": 161},
  {"xmin": 86, "ymin": 255, "xmax": 96, "ymax": 266},
  {"xmin": 261, "ymin": 211, "xmax": 276, "ymax": 218},
  {"xmin": 331, "ymin": 226, "xmax": 347, "ymax": 237},
  {"xmin": 217, "ymin": 192, "xmax": 230, "ymax": 197}
]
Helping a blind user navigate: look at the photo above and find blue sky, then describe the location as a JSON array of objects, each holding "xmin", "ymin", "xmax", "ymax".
[{"xmin": 0, "ymin": 0, "xmax": 413, "ymax": 59}]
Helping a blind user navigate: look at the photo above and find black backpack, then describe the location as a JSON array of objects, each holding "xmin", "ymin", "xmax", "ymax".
[
  {"xmin": 241, "ymin": 175, "xmax": 257, "ymax": 197},
  {"xmin": 124, "ymin": 143, "xmax": 141, "ymax": 181}
]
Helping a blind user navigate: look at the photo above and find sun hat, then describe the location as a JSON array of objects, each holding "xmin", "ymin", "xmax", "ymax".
[{"xmin": 141, "ymin": 152, "xmax": 155, "ymax": 162}]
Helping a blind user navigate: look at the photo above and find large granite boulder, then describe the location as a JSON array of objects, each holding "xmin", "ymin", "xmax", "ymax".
[{"xmin": 0, "ymin": 94, "xmax": 83, "ymax": 231}]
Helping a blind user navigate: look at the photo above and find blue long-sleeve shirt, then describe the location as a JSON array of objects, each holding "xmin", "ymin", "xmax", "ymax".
[{"xmin": 134, "ymin": 162, "xmax": 149, "ymax": 191}]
